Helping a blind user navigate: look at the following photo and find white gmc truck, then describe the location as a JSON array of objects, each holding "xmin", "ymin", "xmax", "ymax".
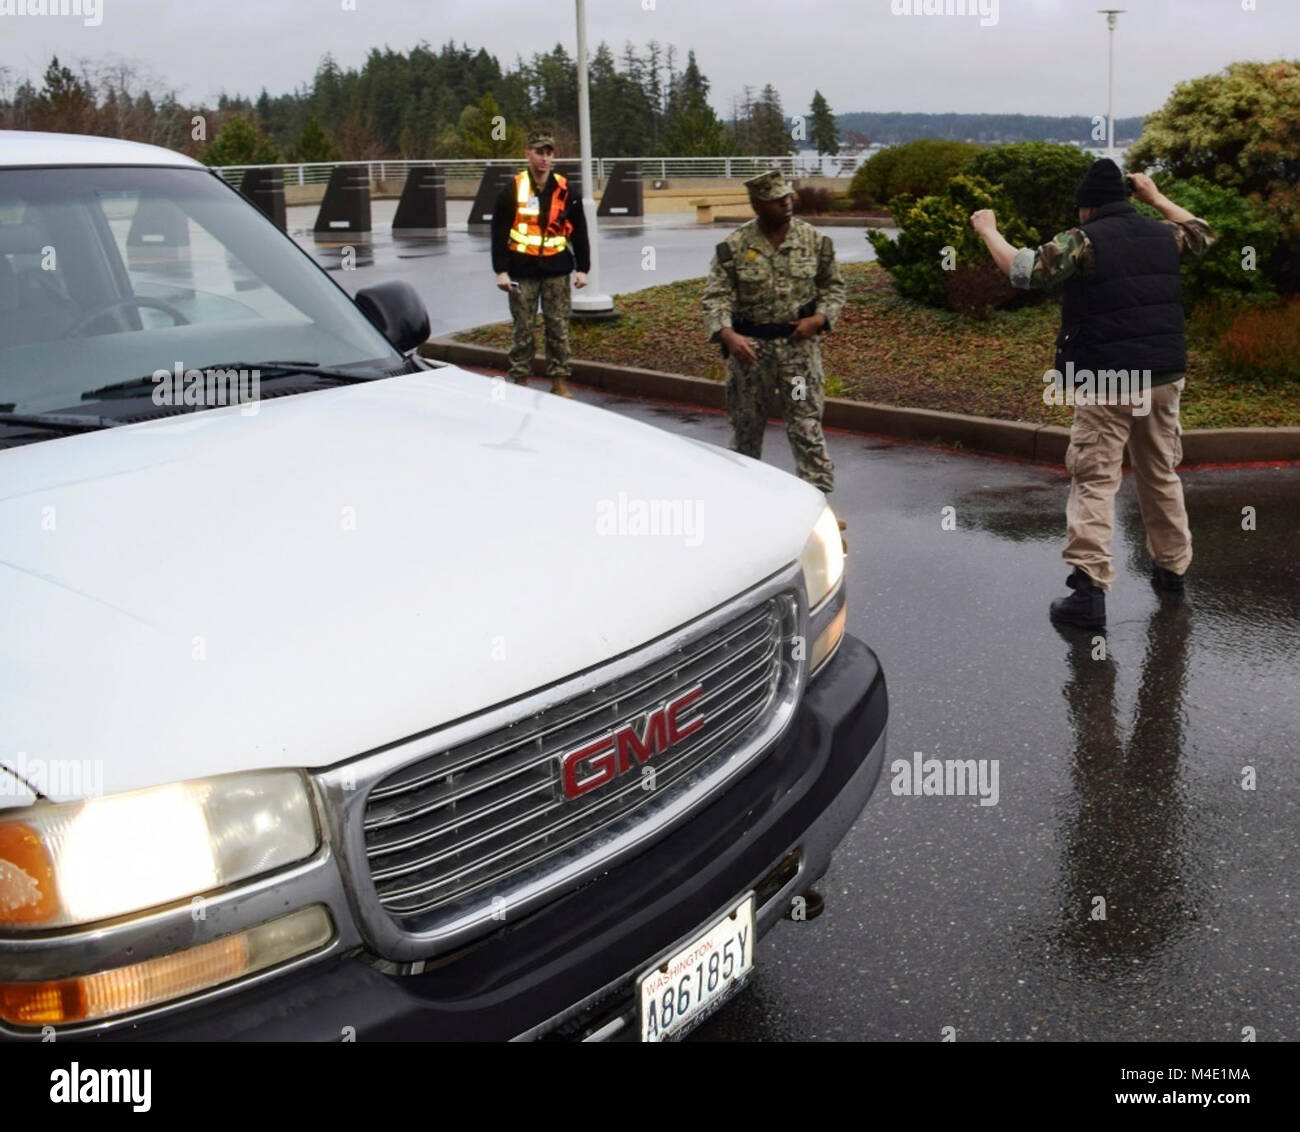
[{"xmin": 0, "ymin": 132, "xmax": 888, "ymax": 1041}]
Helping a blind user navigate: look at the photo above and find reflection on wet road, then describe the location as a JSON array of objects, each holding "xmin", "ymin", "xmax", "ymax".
[{"xmin": 569, "ymin": 386, "xmax": 1299, "ymax": 1041}]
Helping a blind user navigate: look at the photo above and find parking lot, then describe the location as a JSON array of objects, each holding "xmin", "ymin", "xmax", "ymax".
[
  {"xmin": 510, "ymin": 382, "xmax": 1300, "ymax": 1041},
  {"xmin": 287, "ymin": 199, "xmax": 883, "ymax": 337}
]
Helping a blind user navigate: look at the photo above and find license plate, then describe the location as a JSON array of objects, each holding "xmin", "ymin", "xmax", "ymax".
[{"xmin": 637, "ymin": 894, "xmax": 755, "ymax": 1042}]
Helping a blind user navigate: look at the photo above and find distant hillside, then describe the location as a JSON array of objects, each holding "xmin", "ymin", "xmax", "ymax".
[{"xmin": 836, "ymin": 112, "xmax": 1147, "ymax": 146}]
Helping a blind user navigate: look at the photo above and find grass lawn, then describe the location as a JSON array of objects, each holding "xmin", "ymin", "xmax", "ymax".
[{"xmin": 456, "ymin": 262, "xmax": 1300, "ymax": 430}]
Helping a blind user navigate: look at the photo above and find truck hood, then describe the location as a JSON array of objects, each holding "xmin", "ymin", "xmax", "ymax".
[{"xmin": 0, "ymin": 367, "xmax": 825, "ymax": 801}]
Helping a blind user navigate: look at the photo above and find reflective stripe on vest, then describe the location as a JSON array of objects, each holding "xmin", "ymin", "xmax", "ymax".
[{"xmin": 507, "ymin": 170, "xmax": 572, "ymax": 255}]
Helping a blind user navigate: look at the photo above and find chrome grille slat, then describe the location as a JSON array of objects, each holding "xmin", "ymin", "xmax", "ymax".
[
  {"xmin": 366, "ymin": 774, "xmax": 557, "ymax": 860},
  {"xmin": 364, "ymin": 629, "xmax": 780, "ymax": 845},
  {"xmin": 362, "ymin": 594, "xmax": 792, "ymax": 924},
  {"xmin": 369, "ymin": 672, "xmax": 773, "ymax": 887},
  {"xmin": 367, "ymin": 604, "xmax": 777, "ymax": 807},
  {"xmin": 381, "ymin": 696, "xmax": 769, "ymax": 911}
]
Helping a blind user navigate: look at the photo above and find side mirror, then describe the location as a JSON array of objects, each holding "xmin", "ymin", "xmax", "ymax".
[{"xmin": 354, "ymin": 281, "xmax": 430, "ymax": 354}]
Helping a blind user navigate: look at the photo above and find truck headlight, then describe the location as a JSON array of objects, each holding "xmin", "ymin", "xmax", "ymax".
[
  {"xmin": 800, "ymin": 507, "xmax": 847, "ymax": 674},
  {"xmin": 799, "ymin": 506, "xmax": 845, "ymax": 609},
  {"xmin": 0, "ymin": 770, "xmax": 318, "ymax": 930}
]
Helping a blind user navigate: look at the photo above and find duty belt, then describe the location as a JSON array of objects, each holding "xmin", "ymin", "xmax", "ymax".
[
  {"xmin": 733, "ymin": 319, "xmax": 797, "ymax": 339},
  {"xmin": 724, "ymin": 302, "xmax": 818, "ymax": 356}
]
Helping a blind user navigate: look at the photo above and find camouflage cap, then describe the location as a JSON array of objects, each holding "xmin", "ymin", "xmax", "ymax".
[
  {"xmin": 744, "ymin": 168, "xmax": 793, "ymax": 200},
  {"xmin": 528, "ymin": 131, "xmax": 556, "ymax": 151}
]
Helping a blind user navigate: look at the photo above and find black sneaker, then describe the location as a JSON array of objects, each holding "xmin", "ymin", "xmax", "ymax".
[
  {"xmin": 1151, "ymin": 564, "xmax": 1186, "ymax": 595},
  {"xmin": 1049, "ymin": 567, "xmax": 1106, "ymax": 629}
]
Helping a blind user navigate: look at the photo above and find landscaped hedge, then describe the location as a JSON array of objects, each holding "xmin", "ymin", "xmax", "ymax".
[
  {"xmin": 867, "ymin": 174, "xmax": 1037, "ymax": 313},
  {"xmin": 849, "ymin": 139, "xmax": 984, "ymax": 208},
  {"xmin": 964, "ymin": 142, "xmax": 1094, "ymax": 243}
]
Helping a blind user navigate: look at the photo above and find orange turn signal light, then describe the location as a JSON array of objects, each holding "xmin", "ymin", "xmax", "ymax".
[
  {"xmin": 0, "ymin": 821, "xmax": 59, "ymax": 925},
  {"xmin": 0, "ymin": 905, "xmax": 333, "ymax": 1028}
]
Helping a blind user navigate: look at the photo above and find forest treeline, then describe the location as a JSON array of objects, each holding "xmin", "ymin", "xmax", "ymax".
[{"xmin": 1, "ymin": 42, "xmax": 1142, "ymax": 164}]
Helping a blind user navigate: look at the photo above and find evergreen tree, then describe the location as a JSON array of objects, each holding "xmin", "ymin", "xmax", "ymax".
[
  {"xmin": 645, "ymin": 40, "xmax": 663, "ymax": 148},
  {"xmin": 749, "ymin": 84, "xmax": 789, "ymax": 156},
  {"xmin": 809, "ymin": 90, "xmax": 839, "ymax": 156},
  {"xmin": 202, "ymin": 114, "xmax": 281, "ymax": 166},
  {"xmin": 34, "ymin": 56, "xmax": 95, "ymax": 133},
  {"xmin": 287, "ymin": 114, "xmax": 338, "ymax": 162},
  {"xmin": 663, "ymin": 51, "xmax": 728, "ymax": 156},
  {"xmin": 459, "ymin": 91, "xmax": 524, "ymax": 158}
]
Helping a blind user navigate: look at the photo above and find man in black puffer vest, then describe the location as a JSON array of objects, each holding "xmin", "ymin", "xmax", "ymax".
[{"xmin": 971, "ymin": 160, "xmax": 1217, "ymax": 628}]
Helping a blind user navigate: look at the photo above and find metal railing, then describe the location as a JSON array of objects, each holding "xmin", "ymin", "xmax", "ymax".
[
  {"xmin": 210, "ymin": 153, "xmax": 878, "ymax": 187},
  {"xmin": 210, "ymin": 145, "xmax": 1126, "ymax": 191}
]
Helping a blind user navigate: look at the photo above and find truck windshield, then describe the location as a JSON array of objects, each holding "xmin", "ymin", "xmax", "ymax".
[{"xmin": 0, "ymin": 165, "xmax": 402, "ymax": 415}]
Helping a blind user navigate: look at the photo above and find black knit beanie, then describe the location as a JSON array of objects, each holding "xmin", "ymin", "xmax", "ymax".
[{"xmin": 1075, "ymin": 158, "xmax": 1129, "ymax": 207}]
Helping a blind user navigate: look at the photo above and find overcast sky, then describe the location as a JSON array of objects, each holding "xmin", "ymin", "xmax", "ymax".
[{"xmin": 2, "ymin": 0, "xmax": 1296, "ymax": 120}]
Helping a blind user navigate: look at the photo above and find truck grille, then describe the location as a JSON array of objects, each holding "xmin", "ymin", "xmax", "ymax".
[{"xmin": 362, "ymin": 595, "xmax": 793, "ymax": 928}]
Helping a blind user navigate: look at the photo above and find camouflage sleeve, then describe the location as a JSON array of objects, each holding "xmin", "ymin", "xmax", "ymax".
[
  {"xmin": 814, "ymin": 234, "xmax": 846, "ymax": 332},
  {"xmin": 1009, "ymin": 228, "xmax": 1091, "ymax": 290},
  {"xmin": 1165, "ymin": 217, "xmax": 1217, "ymax": 258},
  {"xmin": 700, "ymin": 253, "xmax": 735, "ymax": 342}
]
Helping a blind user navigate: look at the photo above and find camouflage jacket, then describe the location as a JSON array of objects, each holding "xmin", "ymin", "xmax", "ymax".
[
  {"xmin": 1010, "ymin": 217, "xmax": 1217, "ymax": 290},
  {"xmin": 701, "ymin": 218, "xmax": 846, "ymax": 341}
]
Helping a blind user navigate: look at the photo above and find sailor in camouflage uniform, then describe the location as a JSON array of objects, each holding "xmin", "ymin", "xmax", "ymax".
[{"xmin": 700, "ymin": 169, "xmax": 846, "ymax": 495}]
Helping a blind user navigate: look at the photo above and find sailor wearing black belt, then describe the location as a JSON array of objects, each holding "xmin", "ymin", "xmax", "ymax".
[{"xmin": 700, "ymin": 169, "xmax": 846, "ymax": 494}]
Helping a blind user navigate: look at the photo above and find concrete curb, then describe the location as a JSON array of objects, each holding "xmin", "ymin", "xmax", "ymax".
[{"xmin": 419, "ymin": 338, "xmax": 1300, "ymax": 467}]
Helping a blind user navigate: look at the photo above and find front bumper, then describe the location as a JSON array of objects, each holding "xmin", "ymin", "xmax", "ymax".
[{"xmin": 80, "ymin": 634, "xmax": 887, "ymax": 1042}]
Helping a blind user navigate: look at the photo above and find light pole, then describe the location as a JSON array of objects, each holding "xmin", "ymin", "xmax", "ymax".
[
  {"xmin": 1097, "ymin": 9, "xmax": 1125, "ymax": 158},
  {"xmin": 572, "ymin": 0, "xmax": 618, "ymax": 321}
]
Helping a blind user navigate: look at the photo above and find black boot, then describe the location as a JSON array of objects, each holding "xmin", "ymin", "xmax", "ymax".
[
  {"xmin": 1050, "ymin": 567, "xmax": 1106, "ymax": 629},
  {"xmin": 1150, "ymin": 564, "xmax": 1186, "ymax": 596}
]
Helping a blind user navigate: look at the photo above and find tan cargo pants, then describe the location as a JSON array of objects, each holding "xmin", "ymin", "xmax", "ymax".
[{"xmin": 1064, "ymin": 378, "xmax": 1192, "ymax": 589}]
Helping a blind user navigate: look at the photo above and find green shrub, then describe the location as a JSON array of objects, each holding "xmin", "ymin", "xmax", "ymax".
[
  {"xmin": 849, "ymin": 139, "xmax": 984, "ymax": 209},
  {"xmin": 964, "ymin": 142, "xmax": 1094, "ymax": 242},
  {"xmin": 1126, "ymin": 61, "xmax": 1300, "ymax": 243},
  {"xmin": 1141, "ymin": 174, "xmax": 1280, "ymax": 308},
  {"xmin": 1127, "ymin": 60, "xmax": 1300, "ymax": 293},
  {"xmin": 867, "ymin": 174, "xmax": 1038, "ymax": 312}
]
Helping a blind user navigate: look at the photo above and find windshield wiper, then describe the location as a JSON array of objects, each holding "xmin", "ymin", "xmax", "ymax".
[
  {"xmin": 0, "ymin": 411, "xmax": 123, "ymax": 433},
  {"xmin": 81, "ymin": 361, "xmax": 387, "ymax": 401}
]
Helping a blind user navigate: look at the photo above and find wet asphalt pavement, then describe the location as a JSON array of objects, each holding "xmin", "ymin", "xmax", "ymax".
[
  {"xmin": 535, "ymin": 382, "xmax": 1299, "ymax": 1042},
  {"xmin": 287, "ymin": 200, "xmax": 883, "ymax": 338}
]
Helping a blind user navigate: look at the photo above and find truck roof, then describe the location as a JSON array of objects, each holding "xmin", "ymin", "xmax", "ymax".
[{"xmin": 0, "ymin": 130, "xmax": 204, "ymax": 169}]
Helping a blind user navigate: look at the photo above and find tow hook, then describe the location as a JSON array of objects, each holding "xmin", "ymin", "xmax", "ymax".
[{"xmin": 785, "ymin": 889, "xmax": 825, "ymax": 921}]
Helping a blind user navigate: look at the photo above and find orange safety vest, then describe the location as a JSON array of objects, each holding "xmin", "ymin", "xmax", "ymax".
[{"xmin": 507, "ymin": 170, "xmax": 573, "ymax": 256}]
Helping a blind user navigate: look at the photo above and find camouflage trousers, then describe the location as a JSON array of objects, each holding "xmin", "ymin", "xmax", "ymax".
[
  {"xmin": 725, "ymin": 336, "xmax": 834, "ymax": 494},
  {"xmin": 507, "ymin": 274, "xmax": 572, "ymax": 382}
]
